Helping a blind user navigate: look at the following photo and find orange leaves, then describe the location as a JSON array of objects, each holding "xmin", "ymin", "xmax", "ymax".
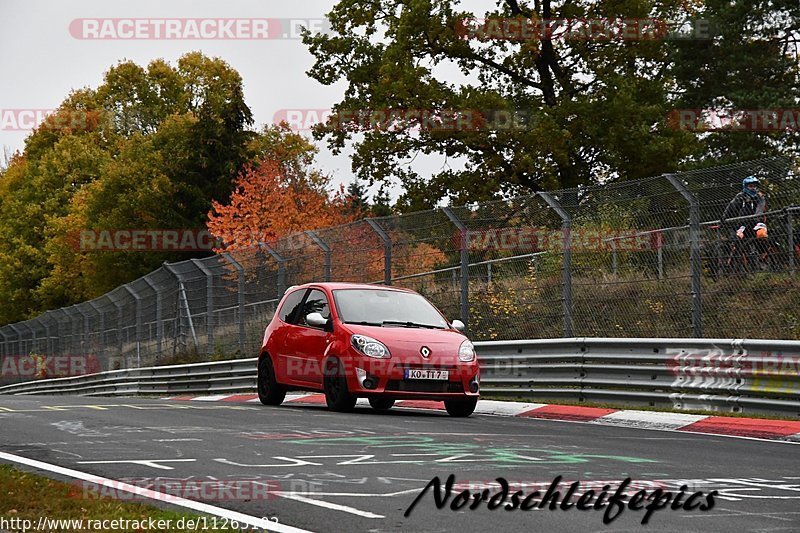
[{"xmin": 207, "ymin": 158, "xmax": 357, "ymax": 251}]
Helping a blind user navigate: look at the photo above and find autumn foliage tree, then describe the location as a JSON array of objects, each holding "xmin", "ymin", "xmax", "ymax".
[{"xmin": 207, "ymin": 158, "xmax": 357, "ymax": 250}]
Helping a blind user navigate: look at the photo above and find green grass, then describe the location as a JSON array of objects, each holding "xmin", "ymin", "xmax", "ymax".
[{"xmin": 0, "ymin": 465, "xmax": 248, "ymax": 532}]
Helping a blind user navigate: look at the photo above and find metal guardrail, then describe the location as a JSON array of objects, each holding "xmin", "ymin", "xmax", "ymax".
[{"xmin": 1, "ymin": 338, "xmax": 798, "ymax": 417}]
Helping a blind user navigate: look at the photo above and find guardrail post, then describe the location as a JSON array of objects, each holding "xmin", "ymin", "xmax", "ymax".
[
  {"xmin": 260, "ymin": 243, "xmax": 287, "ymax": 295},
  {"xmin": 305, "ymin": 231, "xmax": 331, "ymax": 281},
  {"xmin": 190, "ymin": 259, "xmax": 215, "ymax": 356},
  {"xmin": 665, "ymin": 173, "xmax": 703, "ymax": 337},
  {"xmin": 788, "ymin": 208, "xmax": 795, "ymax": 276},
  {"xmin": 442, "ymin": 207, "xmax": 470, "ymax": 333},
  {"xmin": 366, "ymin": 219, "xmax": 392, "ymax": 285},
  {"xmin": 123, "ymin": 285, "xmax": 142, "ymax": 368},
  {"xmin": 536, "ymin": 192, "xmax": 574, "ymax": 337},
  {"xmin": 141, "ymin": 276, "xmax": 163, "ymax": 358},
  {"xmin": 222, "ymin": 253, "xmax": 247, "ymax": 354}
]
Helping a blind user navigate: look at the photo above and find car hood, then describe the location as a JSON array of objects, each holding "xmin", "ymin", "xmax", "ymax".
[{"xmin": 343, "ymin": 324, "xmax": 469, "ymax": 363}]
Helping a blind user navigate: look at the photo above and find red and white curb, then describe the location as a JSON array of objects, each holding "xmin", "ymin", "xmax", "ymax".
[{"xmin": 163, "ymin": 393, "xmax": 800, "ymax": 443}]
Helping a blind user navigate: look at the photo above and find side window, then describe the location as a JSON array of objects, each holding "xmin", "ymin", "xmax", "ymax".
[
  {"xmin": 278, "ymin": 289, "xmax": 307, "ymax": 324},
  {"xmin": 299, "ymin": 289, "xmax": 330, "ymax": 327}
]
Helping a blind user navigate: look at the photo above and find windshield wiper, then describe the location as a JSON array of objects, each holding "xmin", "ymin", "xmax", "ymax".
[
  {"xmin": 344, "ymin": 320, "xmax": 383, "ymax": 326},
  {"xmin": 381, "ymin": 320, "xmax": 444, "ymax": 329}
]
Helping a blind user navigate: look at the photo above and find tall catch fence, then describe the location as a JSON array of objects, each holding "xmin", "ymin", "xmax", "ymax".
[{"xmin": 1, "ymin": 157, "xmax": 798, "ymax": 381}]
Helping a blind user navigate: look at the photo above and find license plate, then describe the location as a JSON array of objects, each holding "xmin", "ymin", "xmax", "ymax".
[{"xmin": 404, "ymin": 369, "xmax": 449, "ymax": 380}]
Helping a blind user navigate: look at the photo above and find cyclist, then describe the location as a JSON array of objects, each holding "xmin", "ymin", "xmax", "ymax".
[{"xmin": 720, "ymin": 175, "xmax": 768, "ymax": 267}]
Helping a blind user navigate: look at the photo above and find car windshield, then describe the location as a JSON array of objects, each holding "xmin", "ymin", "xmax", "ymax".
[{"xmin": 333, "ymin": 289, "xmax": 449, "ymax": 329}]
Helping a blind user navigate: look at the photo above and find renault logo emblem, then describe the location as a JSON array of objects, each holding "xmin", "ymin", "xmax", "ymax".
[{"xmin": 420, "ymin": 346, "xmax": 431, "ymax": 358}]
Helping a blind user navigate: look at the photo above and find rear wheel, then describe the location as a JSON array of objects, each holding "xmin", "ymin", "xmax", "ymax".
[
  {"xmin": 368, "ymin": 398, "xmax": 395, "ymax": 411},
  {"xmin": 258, "ymin": 355, "xmax": 286, "ymax": 406},
  {"xmin": 445, "ymin": 397, "xmax": 478, "ymax": 417},
  {"xmin": 323, "ymin": 358, "xmax": 356, "ymax": 412}
]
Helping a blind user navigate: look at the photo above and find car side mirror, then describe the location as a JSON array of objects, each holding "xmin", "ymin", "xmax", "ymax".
[
  {"xmin": 451, "ymin": 319, "xmax": 465, "ymax": 332},
  {"xmin": 307, "ymin": 312, "xmax": 334, "ymax": 332}
]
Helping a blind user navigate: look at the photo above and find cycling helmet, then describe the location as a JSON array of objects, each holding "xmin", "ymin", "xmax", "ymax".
[{"xmin": 742, "ymin": 176, "xmax": 760, "ymax": 197}]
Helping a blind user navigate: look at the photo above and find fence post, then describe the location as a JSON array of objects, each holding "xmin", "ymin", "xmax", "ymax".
[
  {"xmin": 87, "ymin": 302, "xmax": 105, "ymax": 362},
  {"xmin": 106, "ymin": 293, "xmax": 125, "ymax": 362},
  {"xmin": 306, "ymin": 231, "xmax": 331, "ymax": 281},
  {"xmin": 141, "ymin": 276, "xmax": 163, "ymax": 359},
  {"xmin": 52, "ymin": 309, "xmax": 68, "ymax": 356},
  {"xmin": 123, "ymin": 285, "xmax": 142, "ymax": 368},
  {"xmin": 366, "ymin": 219, "xmax": 392, "ymax": 285},
  {"xmin": 0, "ymin": 328, "xmax": 6, "ymax": 358},
  {"xmin": 536, "ymin": 192, "xmax": 574, "ymax": 337},
  {"xmin": 75, "ymin": 305, "xmax": 90, "ymax": 355},
  {"xmin": 260, "ymin": 243, "xmax": 287, "ymax": 295},
  {"xmin": 610, "ymin": 239, "xmax": 618, "ymax": 277},
  {"xmin": 222, "ymin": 253, "xmax": 247, "ymax": 355},
  {"xmin": 665, "ymin": 173, "xmax": 703, "ymax": 337},
  {"xmin": 31, "ymin": 318, "xmax": 45, "ymax": 355},
  {"xmin": 163, "ymin": 262, "xmax": 199, "ymax": 353},
  {"xmin": 788, "ymin": 208, "xmax": 795, "ymax": 276},
  {"xmin": 190, "ymin": 259, "xmax": 215, "ymax": 356},
  {"xmin": 442, "ymin": 207, "xmax": 470, "ymax": 333},
  {"xmin": 8, "ymin": 324, "xmax": 22, "ymax": 357},
  {"xmin": 61, "ymin": 307, "xmax": 77, "ymax": 355}
]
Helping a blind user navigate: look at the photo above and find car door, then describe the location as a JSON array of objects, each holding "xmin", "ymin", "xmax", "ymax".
[
  {"xmin": 271, "ymin": 288, "xmax": 308, "ymax": 384},
  {"xmin": 290, "ymin": 288, "xmax": 332, "ymax": 385}
]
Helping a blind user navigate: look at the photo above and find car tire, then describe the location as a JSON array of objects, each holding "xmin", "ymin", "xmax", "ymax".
[
  {"xmin": 368, "ymin": 398, "xmax": 395, "ymax": 411},
  {"xmin": 258, "ymin": 355, "xmax": 286, "ymax": 406},
  {"xmin": 323, "ymin": 358, "xmax": 356, "ymax": 412},
  {"xmin": 444, "ymin": 397, "xmax": 478, "ymax": 417}
]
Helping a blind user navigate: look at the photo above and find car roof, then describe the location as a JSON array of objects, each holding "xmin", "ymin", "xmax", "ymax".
[{"xmin": 287, "ymin": 282, "xmax": 414, "ymax": 293}]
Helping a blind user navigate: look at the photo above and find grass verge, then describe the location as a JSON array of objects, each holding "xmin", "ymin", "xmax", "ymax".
[{"xmin": 0, "ymin": 464, "xmax": 250, "ymax": 532}]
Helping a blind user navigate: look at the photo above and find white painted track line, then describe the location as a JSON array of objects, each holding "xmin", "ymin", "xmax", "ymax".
[{"xmin": 0, "ymin": 451, "xmax": 314, "ymax": 533}]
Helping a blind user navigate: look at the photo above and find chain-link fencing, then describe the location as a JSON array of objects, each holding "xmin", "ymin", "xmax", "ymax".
[{"xmin": 1, "ymin": 157, "xmax": 798, "ymax": 382}]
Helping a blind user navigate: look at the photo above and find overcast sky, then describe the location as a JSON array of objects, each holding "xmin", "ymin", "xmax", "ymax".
[{"xmin": 0, "ymin": 0, "xmax": 473, "ymax": 200}]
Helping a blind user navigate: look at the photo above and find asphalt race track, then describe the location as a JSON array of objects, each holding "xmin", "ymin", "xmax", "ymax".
[{"xmin": 1, "ymin": 395, "xmax": 798, "ymax": 532}]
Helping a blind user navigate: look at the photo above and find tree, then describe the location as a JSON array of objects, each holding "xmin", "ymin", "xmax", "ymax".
[
  {"xmin": 303, "ymin": 0, "xmax": 798, "ymax": 209},
  {"xmin": 207, "ymin": 157, "xmax": 356, "ymax": 250},
  {"xmin": 0, "ymin": 54, "xmax": 300, "ymax": 322},
  {"xmin": 668, "ymin": 0, "xmax": 800, "ymax": 166}
]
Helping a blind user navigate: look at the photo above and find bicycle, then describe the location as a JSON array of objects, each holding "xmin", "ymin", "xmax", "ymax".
[{"xmin": 704, "ymin": 225, "xmax": 787, "ymax": 280}]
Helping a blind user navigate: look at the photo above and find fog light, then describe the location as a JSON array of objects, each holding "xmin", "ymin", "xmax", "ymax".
[
  {"xmin": 363, "ymin": 377, "xmax": 378, "ymax": 390},
  {"xmin": 469, "ymin": 379, "xmax": 479, "ymax": 393}
]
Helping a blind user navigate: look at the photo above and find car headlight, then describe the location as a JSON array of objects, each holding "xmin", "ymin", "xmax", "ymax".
[
  {"xmin": 458, "ymin": 340, "xmax": 476, "ymax": 362},
  {"xmin": 351, "ymin": 335, "xmax": 391, "ymax": 359}
]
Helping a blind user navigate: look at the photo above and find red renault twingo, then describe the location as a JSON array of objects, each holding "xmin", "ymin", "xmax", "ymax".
[{"xmin": 257, "ymin": 283, "xmax": 480, "ymax": 416}]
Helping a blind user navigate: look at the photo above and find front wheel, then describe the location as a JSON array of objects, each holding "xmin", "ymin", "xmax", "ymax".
[
  {"xmin": 323, "ymin": 358, "xmax": 356, "ymax": 412},
  {"xmin": 258, "ymin": 355, "xmax": 286, "ymax": 406},
  {"xmin": 444, "ymin": 397, "xmax": 478, "ymax": 417},
  {"xmin": 368, "ymin": 398, "xmax": 395, "ymax": 411}
]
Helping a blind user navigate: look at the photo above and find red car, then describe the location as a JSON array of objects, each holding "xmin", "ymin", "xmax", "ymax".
[{"xmin": 257, "ymin": 282, "xmax": 480, "ymax": 416}]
